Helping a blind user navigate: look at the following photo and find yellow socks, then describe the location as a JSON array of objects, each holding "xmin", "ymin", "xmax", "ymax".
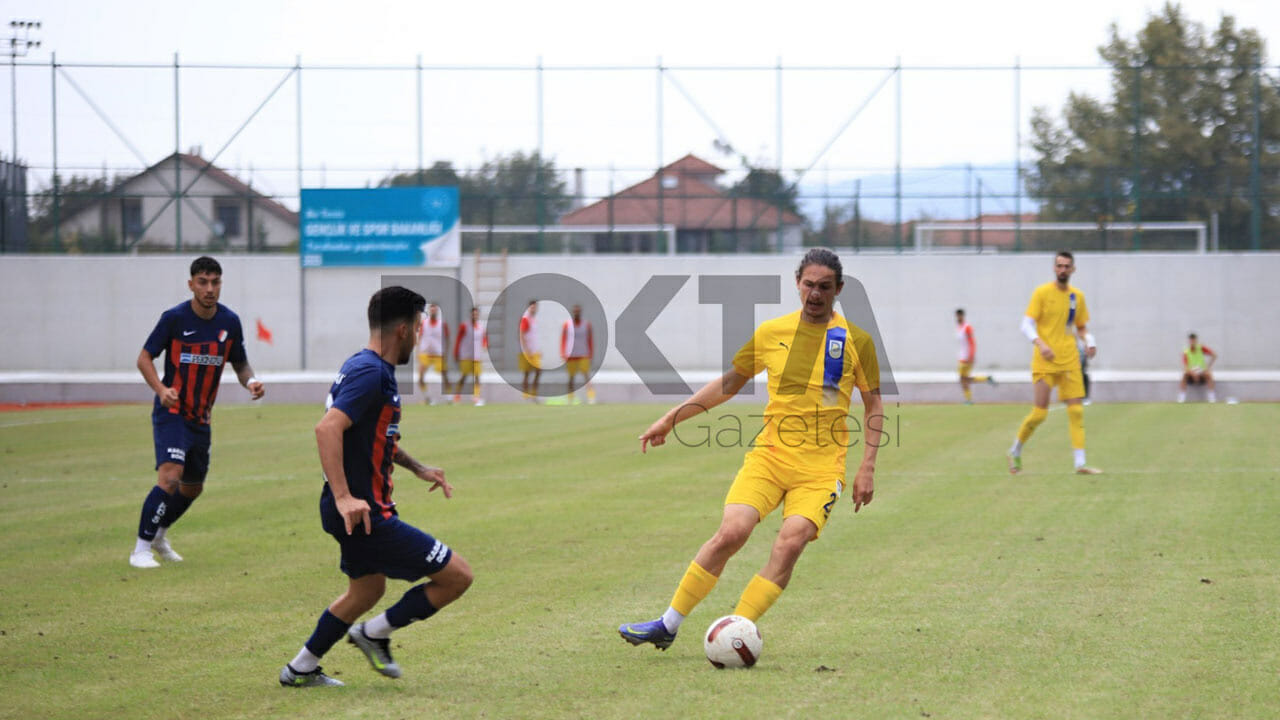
[
  {"xmin": 669, "ymin": 562, "xmax": 718, "ymax": 616},
  {"xmin": 963, "ymin": 388, "xmax": 973, "ymax": 402},
  {"xmin": 1017, "ymin": 406, "xmax": 1048, "ymax": 443},
  {"xmin": 1067, "ymin": 403, "xmax": 1085, "ymax": 449},
  {"xmin": 733, "ymin": 574, "xmax": 783, "ymax": 622}
]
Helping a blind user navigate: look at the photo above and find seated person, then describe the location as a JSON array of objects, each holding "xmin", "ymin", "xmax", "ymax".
[{"xmin": 1179, "ymin": 332, "xmax": 1217, "ymax": 403}]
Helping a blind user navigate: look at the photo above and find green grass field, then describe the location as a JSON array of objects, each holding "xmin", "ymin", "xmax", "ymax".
[{"xmin": 1, "ymin": 400, "xmax": 1278, "ymax": 719}]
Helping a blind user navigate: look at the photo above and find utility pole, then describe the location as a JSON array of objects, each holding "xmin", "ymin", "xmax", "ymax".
[{"xmin": 8, "ymin": 19, "xmax": 41, "ymax": 162}]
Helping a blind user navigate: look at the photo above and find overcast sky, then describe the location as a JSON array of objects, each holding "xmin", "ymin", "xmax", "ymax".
[{"xmin": 7, "ymin": 0, "xmax": 1279, "ymax": 216}]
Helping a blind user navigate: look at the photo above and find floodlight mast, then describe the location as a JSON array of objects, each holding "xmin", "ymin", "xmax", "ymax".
[{"xmin": 8, "ymin": 19, "xmax": 41, "ymax": 163}]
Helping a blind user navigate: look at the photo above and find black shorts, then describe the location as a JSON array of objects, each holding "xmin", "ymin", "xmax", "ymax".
[
  {"xmin": 152, "ymin": 410, "xmax": 211, "ymax": 484},
  {"xmin": 320, "ymin": 497, "xmax": 453, "ymax": 581},
  {"xmin": 1183, "ymin": 372, "xmax": 1207, "ymax": 385}
]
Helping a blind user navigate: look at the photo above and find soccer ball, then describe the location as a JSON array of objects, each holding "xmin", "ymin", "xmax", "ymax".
[{"xmin": 703, "ymin": 615, "xmax": 762, "ymax": 668}]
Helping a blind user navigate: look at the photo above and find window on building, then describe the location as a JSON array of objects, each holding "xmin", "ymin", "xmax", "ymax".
[
  {"xmin": 122, "ymin": 198, "xmax": 143, "ymax": 239},
  {"xmin": 214, "ymin": 200, "xmax": 241, "ymax": 237}
]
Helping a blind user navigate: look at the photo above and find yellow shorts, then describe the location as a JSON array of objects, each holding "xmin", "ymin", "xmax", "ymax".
[
  {"xmin": 957, "ymin": 361, "xmax": 974, "ymax": 378},
  {"xmin": 519, "ymin": 352, "xmax": 543, "ymax": 372},
  {"xmin": 418, "ymin": 354, "xmax": 444, "ymax": 373},
  {"xmin": 725, "ymin": 452, "xmax": 845, "ymax": 540},
  {"xmin": 1032, "ymin": 368, "xmax": 1085, "ymax": 401},
  {"xmin": 565, "ymin": 357, "xmax": 591, "ymax": 375},
  {"xmin": 457, "ymin": 359, "xmax": 483, "ymax": 377}
]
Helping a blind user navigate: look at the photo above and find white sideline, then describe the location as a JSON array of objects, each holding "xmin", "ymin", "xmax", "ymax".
[{"xmin": 2, "ymin": 369, "xmax": 1278, "ymax": 385}]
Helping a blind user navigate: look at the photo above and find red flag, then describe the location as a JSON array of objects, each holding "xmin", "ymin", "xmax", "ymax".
[{"xmin": 256, "ymin": 318, "xmax": 273, "ymax": 345}]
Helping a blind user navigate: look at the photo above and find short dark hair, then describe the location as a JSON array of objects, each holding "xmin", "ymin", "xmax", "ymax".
[
  {"xmin": 190, "ymin": 256, "xmax": 222, "ymax": 277},
  {"xmin": 956, "ymin": 308, "xmax": 965, "ymax": 315},
  {"xmin": 368, "ymin": 286, "xmax": 427, "ymax": 331},
  {"xmin": 796, "ymin": 247, "xmax": 843, "ymax": 283},
  {"xmin": 1189, "ymin": 332, "xmax": 1198, "ymax": 340},
  {"xmin": 1056, "ymin": 250, "xmax": 1075, "ymax": 262}
]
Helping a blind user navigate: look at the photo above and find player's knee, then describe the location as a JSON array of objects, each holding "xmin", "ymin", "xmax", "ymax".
[
  {"xmin": 710, "ymin": 524, "xmax": 751, "ymax": 554},
  {"xmin": 1027, "ymin": 406, "xmax": 1049, "ymax": 426},
  {"xmin": 440, "ymin": 554, "xmax": 474, "ymax": 597},
  {"xmin": 156, "ymin": 467, "xmax": 182, "ymax": 493}
]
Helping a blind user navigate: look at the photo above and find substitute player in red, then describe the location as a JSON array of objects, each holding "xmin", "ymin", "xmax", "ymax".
[
  {"xmin": 129, "ymin": 256, "xmax": 265, "ymax": 569},
  {"xmin": 955, "ymin": 308, "xmax": 996, "ymax": 404},
  {"xmin": 561, "ymin": 303, "xmax": 596, "ymax": 404},
  {"xmin": 279, "ymin": 286, "xmax": 472, "ymax": 687},
  {"xmin": 452, "ymin": 307, "xmax": 488, "ymax": 406}
]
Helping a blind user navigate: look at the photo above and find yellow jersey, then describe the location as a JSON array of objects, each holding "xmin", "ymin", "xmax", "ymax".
[
  {"xmin": 732, "ymin": 310, "xmax": 872, "ymax": 474},
  {"xmin": 1025, "ymin": 282, "xmax": 1089, "ymax": 374}
]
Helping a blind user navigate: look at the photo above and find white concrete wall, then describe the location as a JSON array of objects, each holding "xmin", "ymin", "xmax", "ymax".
[{"xmin": 3, "ymin": 252, "xmax": 1278, "ymax": 374}]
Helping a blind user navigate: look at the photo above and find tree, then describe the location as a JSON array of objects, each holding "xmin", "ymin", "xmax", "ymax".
[
  {"xmin": 728, "ymin": 166, "xmax": 800, "ymax": 216},
  {"xmin": 1027, "ymin": 3, "xmax": 1280, "ymax": 249},
  {"xmin": 380, "ymin": 153, "xmax": 572, "ymax": 226},
  {"xmin": 28, "ymin": 174, "xmax": 122, "ymax": 252}
]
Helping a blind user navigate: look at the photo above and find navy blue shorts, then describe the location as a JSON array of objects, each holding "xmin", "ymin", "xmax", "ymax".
[
  {"xmin": 152, "ymin": 410, "xmax": 211, "ymax": 484},
  {"xmin": 320, "ymin": 497, "xmax": 453, "ymax": 581}
]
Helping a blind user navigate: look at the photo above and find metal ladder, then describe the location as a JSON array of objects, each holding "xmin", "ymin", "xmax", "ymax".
[{"xmin": 473, "ymin": 249, "xmax": 509, "ymax": 369}]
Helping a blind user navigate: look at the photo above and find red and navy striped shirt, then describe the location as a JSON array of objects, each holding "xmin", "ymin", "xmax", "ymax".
[
  {"xmin": 323, "ymin": 349, "xmax": 402, "ymax": 521},
  {"xmin": 143, "ymin": 301, "xmax": 247, "ymax": 425}
]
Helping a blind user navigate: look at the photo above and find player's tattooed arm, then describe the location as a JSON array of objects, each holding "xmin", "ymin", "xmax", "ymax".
[
  {"xmin": 231, "ymin": 360, "xmax": 266, "ymax": 399},
  {"xmin": 393, "ymin": 447, "xmax": 453, "ymax": 498}
]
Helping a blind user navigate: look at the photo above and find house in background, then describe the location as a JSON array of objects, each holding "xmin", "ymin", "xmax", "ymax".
[
  {"xmin": 560, "ymin": 154, "xmax": 805, "ymax": 253},
  {"xmin": 58, "ymin": 151, "xmax": 297, "ymax": 251}
]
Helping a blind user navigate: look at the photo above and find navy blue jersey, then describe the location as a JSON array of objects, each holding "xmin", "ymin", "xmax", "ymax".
[
  {"xmin": 322, "ymin": 349, "xmax": 402, "ymax": 520},
  {"xmin": 143, "ymin": 301, "xmax": 247, "ymax": 425}
]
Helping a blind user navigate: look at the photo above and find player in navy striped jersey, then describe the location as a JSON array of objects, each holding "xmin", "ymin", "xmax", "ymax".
[
  {"xmin": 129, "ymin": 256, "xmax": 265, "ymax": 569},
  {"xmin": 280, "ymin": 286, "xmax": 473, "ymax": 688}
]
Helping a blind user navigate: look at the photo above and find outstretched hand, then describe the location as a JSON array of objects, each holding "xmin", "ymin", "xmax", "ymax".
[
  {"xmin": 639, "ymin": 416, "xmax": 672, "ymax": 454},
  {"xmin": 415, "ymin": 465, "xmax": 453, "ymax": 499}
]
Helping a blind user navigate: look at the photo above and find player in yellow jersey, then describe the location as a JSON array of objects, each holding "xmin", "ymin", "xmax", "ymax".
[
  {"xmin": 618, "ymin": 248, "xmax": 883, "ymax": 650},
  {"xmin": 1007, "ymin": 251, "xmax": 1100, "ymax": 475}
]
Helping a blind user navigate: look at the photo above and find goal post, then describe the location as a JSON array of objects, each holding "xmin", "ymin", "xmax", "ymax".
[
  {"xmin": 461, "ymin": 224, "xmax": 678, "ymax": 255},
  {"xmin": 912, "ymin": 221, "xmax": 1208, "ymax": 253}
]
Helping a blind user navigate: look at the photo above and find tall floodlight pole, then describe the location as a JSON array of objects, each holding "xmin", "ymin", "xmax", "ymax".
[{"xmin": 8, "ymin": 19, "xmax": 41, "ymax": 162}]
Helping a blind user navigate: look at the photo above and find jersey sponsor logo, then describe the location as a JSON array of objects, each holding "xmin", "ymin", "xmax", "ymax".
[
  {"xmin": 386, "ymin": 422, "xmax": 400, "ymax": 436},
  {"xmin": 179, "ymin": 352, "xmax": 224, "ymax": 366}
]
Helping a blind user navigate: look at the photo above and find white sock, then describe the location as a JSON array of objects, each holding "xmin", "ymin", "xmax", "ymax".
[
  {"xmin": 363, "ymin": 613, "xmax": 393, "ymax": 640},
  {"xmin": 153, "ymin": 526, "xmax": 167, "ymax": 544},
  {"xmin": 660, "ymin": 607, "xmax": 685, "ymax": 633},
  {"xmin": 1208, "ymin": 391, "xmax": 1216, "ymax": 403},
  {"xmin": 1074, "ymin": 449, "xmax": 1086, "ymax": 468},
  {"xmin": 1177, "ymin": 392, "xmax": 1186, "ymax": 403},
  {"xmin": 134, "ymin": 537, "xmax": 153, "ymax": 554},
  {"xmin": 1009, "ymin": 439, "xmax": 1023, "ymax": 456},
  {"xmin": 290, "ymin": 647, "xmax": 321, "ymax": 673}
]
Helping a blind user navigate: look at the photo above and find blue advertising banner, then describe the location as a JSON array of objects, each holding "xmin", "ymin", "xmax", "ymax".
[{"xmin": 300, "ymin": 187, "xmax": 461, "ymax": 267}]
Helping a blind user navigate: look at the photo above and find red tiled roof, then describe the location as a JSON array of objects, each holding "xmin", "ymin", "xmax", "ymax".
[
  {"xmin": 562, "ymin": 153, "xmax": 802, "ymax": 230},
  {"xmin": 661, "ymin": 153, "xmax": 725, "ymax": 176}
]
